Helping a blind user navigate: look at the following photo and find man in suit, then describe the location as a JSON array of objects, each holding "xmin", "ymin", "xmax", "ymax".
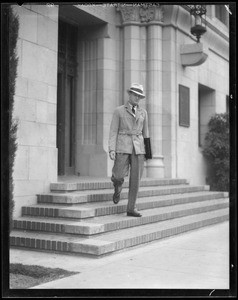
[{"xmin": 108, "ymin": 83, "xmax": 149, "ymax": 217}]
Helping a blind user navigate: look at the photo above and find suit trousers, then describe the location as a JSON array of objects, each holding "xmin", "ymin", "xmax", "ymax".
[{"xmin": 111, "ymin": 147, "xmax": 145, "ymax": 212}]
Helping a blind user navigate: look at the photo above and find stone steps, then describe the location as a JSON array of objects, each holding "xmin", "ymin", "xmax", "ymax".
[
  {"xmin": 10, "ymin": 177, "xmax": 229, "ymax": 257},
  {"xmin": 22, "ymin": 191, "xmax": 226, "ymax": 219},
  {"xmin": 50, "ymin": 178, "xmax": 188, "ymax": 192},
  {"xmin": 13, "ymin": 198, "xmax": 229, "ymax": 235},
  {"xmin": 10, "ymin": 208, "xmax": 229, "ymax": 256},
  {"xmin": 37, "ymin": 184, "xmax": 209, "ymax": 205}
]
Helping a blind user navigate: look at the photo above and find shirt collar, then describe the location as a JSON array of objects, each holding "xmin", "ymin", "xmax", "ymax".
[{"xmin": 127, "ymin": 101, "xmax": 139, "ymax": 109}]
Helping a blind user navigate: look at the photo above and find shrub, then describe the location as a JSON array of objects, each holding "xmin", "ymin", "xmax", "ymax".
[
  {"xmin": 203, "ymin": 113, "xmax": 229, "ymax": 192},
  {"xmin": 9, "ymin": 6, "xmax": 19, "ymax": 230}
]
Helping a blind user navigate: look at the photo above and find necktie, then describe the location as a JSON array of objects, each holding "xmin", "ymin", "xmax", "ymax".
[{"xmin": 132, "ymin": 106, "xmax": 136, "ymax": 115}]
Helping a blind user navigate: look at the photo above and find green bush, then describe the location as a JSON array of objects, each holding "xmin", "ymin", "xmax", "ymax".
[
  {"xmin": 203, "ymin": 113, "xmax": 229, "ymax": 192},
  {"xmin": 9, "ymin": 6, "xmax": 19, "ymax": 230}
]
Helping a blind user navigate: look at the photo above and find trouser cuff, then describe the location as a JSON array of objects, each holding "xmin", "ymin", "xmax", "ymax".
[{"xmin": 111, "ymin": 176, "xmax": 124, "ymax": 186}]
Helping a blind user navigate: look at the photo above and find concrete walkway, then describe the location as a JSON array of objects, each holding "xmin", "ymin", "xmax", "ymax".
[{"xmin": 10, "ymin": 221, "xmax": 229, "ymax": 290}]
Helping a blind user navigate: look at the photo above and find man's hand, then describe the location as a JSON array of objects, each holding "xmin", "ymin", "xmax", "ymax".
[{"xmin": 109, "ymin": 151, "xmax": 116, "ymax": 160}]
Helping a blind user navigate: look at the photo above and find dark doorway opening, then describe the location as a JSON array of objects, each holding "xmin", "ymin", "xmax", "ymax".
[{"xmin": 57, "ymin": 20, "xmax": 77, "ymax": 175}]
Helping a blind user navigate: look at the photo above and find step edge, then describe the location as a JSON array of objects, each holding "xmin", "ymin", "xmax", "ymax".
[
  {"xmin": 37, "ymin": 185, "xmax": 211, "ymax": 204},
  {"xmin": 50, "ymin": 178, "xmax": 189, "ymax": 192},
  {"xmin": 10, "ymin": 214, "xmax": 229, "ymax": 256},
  {"xmin": 22, "ymin": 195, "xmax": 229, "ymax": 219},
  {"xmin": 13, "ymin": 203, "xmax": 229, "ymax": 235}
]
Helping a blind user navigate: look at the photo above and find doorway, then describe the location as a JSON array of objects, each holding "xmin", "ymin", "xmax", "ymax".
[
  {"xmin": 198, "ymin": 84, "xmax": 215, "ymax": 147},
  {"xmin": 57, "ymin": 20, "xmax": 78, "ymax": 175}
]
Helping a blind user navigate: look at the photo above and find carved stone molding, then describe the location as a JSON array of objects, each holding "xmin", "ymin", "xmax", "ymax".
[
  {"xmin": 139, "ymin": 5, "xmax": 164, "ymax": 23},
  {"xmin": 140, "ymin": 6, "xmax": 155, "ymax": 23},
  {"xmin": 117, "ymin": 4, "xmax": 164, "ymax": 25},
  {"xmin": 118, "ymin": 6, "xmax": 138, "ymax": 23}
]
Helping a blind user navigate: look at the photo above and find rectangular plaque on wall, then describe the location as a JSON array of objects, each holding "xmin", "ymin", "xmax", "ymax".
[{"xmin": 179, "ymin": 85, "xmax": 190, "ymax": 127}]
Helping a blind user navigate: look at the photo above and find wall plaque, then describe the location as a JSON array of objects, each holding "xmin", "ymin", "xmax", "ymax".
[{"xmin": 179, "ymin": 85, "xmax": 190, "ymax": 127}]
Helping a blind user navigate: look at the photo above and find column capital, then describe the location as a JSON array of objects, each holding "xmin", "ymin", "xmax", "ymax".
[
  {"xmin": 117, "ymin": 4, "xmax": 164, "ymax": 25},
  {"xmin": 139, "ymin": 4, "xmax": 164, "ymax": 23}
]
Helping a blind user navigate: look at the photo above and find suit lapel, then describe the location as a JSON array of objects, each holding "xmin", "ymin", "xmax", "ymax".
[
  {"xmin": 135, "ymin": 107, "xmax": 142, "ymax": 122},
  {"xmin": 125, "ymin": 103, "xmax": 135, "ymax": 118},
  {"xmin": 125, "ymin": 102, "xmax": 142, "ymax": 121}
]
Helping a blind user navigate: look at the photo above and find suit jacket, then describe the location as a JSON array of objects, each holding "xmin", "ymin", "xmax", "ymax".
[{"xmin": 109, "ymin": 101, "xmax": 149, "ymax": 154}]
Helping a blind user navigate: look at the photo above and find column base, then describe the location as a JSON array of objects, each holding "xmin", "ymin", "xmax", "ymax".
[{"xmin": 145, "ymin": 155, "xmax": 164, "ymax": 178}]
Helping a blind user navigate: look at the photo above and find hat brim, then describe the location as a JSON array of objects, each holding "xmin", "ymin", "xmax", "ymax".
[{"xmin": 128, "ymin": 89, "xmax": 145, "ymax": 99}]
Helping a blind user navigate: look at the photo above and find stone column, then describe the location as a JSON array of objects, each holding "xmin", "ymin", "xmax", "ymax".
[
  {"xmin": 146, "ymin": 20, "xmax": 165, "ymax": 177},
  {"xmin": 123, "ymin": 25, "xmax": 141, "ymax": 99},
  {"xmin": 117, "ymin": 4, "xmax": 165, "ymax": 178},
  {"xmin": 118, "ymin": 6, "xmax": 142, "ymax": 100},
  {"xmin": 140, "ymin": 5, "xmax": 165, "ymax": 178}
]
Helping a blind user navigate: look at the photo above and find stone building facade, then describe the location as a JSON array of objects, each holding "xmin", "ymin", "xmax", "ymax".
[{"xmin": 11, "ymin": 4, "xmax": 229, "ymax": 217}]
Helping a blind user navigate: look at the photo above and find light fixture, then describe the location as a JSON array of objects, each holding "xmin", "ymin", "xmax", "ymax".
[{"xmin": 188, "ymin": 5, "xmax": 207, "ymax": 43}]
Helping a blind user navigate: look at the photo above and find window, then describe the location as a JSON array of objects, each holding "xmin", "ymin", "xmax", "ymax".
[{"xmin": 179, "ymin": 85, "xmax": 190, "ymax": 127}]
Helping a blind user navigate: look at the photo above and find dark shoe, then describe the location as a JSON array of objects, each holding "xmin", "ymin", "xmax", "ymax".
[
  {"xmin": 127, "ymin": 211, "xmax": 142, "ymax": 217},
  {"xmin": 113, "ymin": 191, "xmax": 120, "ymax": 204},
  {"xmin": 113, "ymin": 185, "xmax": 122, "ymax": 204}
]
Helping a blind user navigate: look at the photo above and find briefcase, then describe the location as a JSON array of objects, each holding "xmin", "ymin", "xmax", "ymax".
[{"xmin": 144, "ymin": 138, "xmax": 152, "ymax": 160}]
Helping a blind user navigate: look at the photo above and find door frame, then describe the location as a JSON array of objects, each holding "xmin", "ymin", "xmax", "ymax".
[{"xmin": 57, "ymin": 19, "xmax": 78, "ymax": 176}]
